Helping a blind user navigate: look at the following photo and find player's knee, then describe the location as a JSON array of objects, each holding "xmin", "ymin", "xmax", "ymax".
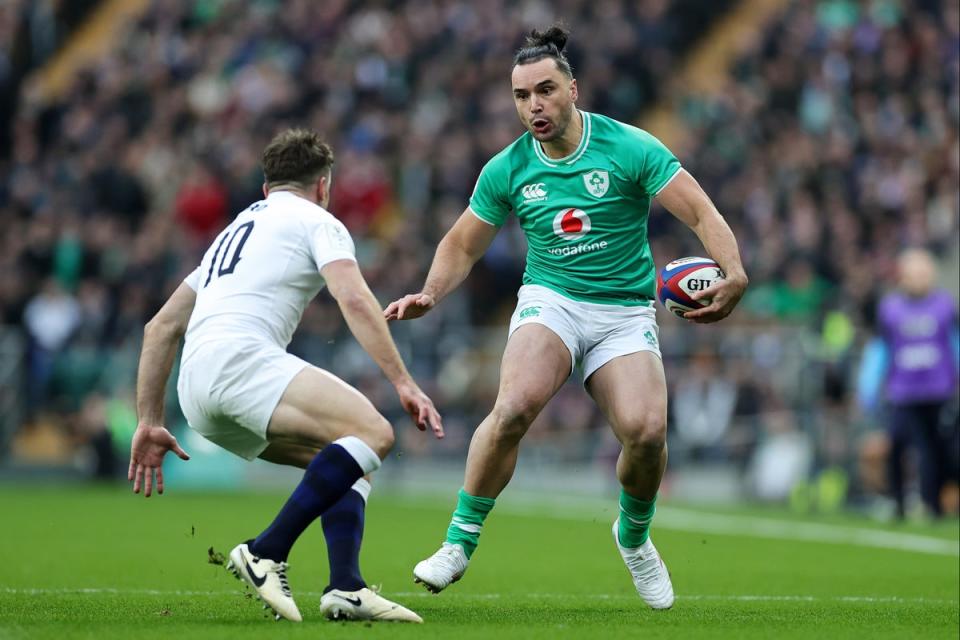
[
  {"xmin": 358, "ymin": 415, "xmax": 394, "ymax": 459},
  {"xmin": 620, "ymin": 412, "xmax": 666, "ymax": 455},
  {"xmin": 490, "ymin": 397, "xmax": 540, "ymax": 442}
]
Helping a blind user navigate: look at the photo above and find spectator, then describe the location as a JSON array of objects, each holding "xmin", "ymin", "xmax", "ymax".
[
  {"xmin": 858, "ymin": 249, "xmax": 960, "ymax": 518},
  {"xmin": 0, "ymin": 0, "xmax": 956, "ymax": 485},
  {"xmin": 174, "ymin": 163, "xmax": 229, "ymax": 243},
  {"xmin": 22, "ymin": 278, "xmax": 81, "ymax": 411},
  {"xmin": 672, "ymin": 347, "xmax": 738, "ymax": 454}
]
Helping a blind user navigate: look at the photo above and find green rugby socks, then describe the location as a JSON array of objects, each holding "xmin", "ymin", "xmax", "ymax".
[
  {"xmin": 618, "ymin": 491, "xmax": 657, "ymax": 548},
  {"xmin": 445, "ymin": 488, "xmax": 496, "ymax": 558}
]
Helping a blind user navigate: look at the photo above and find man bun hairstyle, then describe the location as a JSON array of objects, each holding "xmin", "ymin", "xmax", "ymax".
[
  {"xmin": 513, "ymin": 25, "xmax": 573, "ymax": 78},
  {"xmin": 262, "ymin": 128, "xmax": 334, "ymax": 189}
]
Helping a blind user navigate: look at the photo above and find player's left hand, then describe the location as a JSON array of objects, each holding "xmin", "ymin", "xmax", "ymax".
[
  {"xmin": 683, "ymin": 275, "xmax": 748, "ymax": 323},
  {"xmin": 128, "ymin": 425, "xmax": 190, "ymax": 497}
]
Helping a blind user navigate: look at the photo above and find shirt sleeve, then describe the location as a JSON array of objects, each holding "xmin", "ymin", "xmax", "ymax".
[
  {"xmin": 856, "ymin": 336, "xmax": 890, "ymax": 413},
  {"xmin": 636, "ymin": 129, "xmax": 682, "ymax": 196},
  {"xmin": 946, "ymin": 293, "xmax": 960, "ymax": 368},
  {"xmin": 468, "ymin": 156, "xmax": 512, "ymax": 226},
  {"xmin": 310, "ymin": 219, "xmax": 357, "ymax": 270},
  {"xmin": 183, "ymin": 266, "xmax": 201, "ymax": 291}
]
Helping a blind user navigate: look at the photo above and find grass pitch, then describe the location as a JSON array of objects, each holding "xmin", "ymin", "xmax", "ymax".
[{"xmin": 1, "ymin": 485, "xmax": 957, "ymax": 639}]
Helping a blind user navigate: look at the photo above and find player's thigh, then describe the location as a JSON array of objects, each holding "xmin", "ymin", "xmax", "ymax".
[
  {"xmin": 495, "ymin": 323, "xmax": 572, "ymax": 421},
  {"xmin": 586, "ymin": 350, "xmax": 667, "ymax": 443},
  {"xmin": 266, "ymin": 365, "xmax": 389, "ymax": 450},
  {"xmin": 258, "ymin": 441, "xmax": 320, "ymax": 469}
]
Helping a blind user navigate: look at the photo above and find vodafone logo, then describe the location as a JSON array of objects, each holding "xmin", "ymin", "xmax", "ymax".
[{"xmin": 552, "ymin": 208, "xmax": 591, "ymax": 241}]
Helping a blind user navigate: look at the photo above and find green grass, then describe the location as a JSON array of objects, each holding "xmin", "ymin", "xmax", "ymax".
[{"xmin": 1, "ymin": 485, "xmax": 957, "ymax": 639}]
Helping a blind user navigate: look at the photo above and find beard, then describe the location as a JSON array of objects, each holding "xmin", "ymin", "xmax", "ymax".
[{"xmin": 528, "ymin": 103, "xmax": 575, "ymax": 142}]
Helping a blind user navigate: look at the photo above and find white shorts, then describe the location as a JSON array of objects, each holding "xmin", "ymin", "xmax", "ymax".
[
  {"xmin": 176, "ymin": 339, "xmax": 309, "ymax": 460},
  {"xmin": 507, "ymin": 285, "xmax": 662, "ymax": 382}
]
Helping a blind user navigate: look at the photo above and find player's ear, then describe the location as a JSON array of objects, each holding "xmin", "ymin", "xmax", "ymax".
[
  {"xmin": 262, "ymin": 182, "xmax": 269, "ymax": 198},
  {"xmin": 317, "ymin": 173, "xmax": 331, "ymax": 207},
  {"xmin": 569, "ymin": 78, "xmax": 578, "ymax": 102}
]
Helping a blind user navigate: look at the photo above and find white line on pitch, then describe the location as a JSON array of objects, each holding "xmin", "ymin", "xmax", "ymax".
[
  {"xmin": 487, "ymin": 499, "xmax": 960, "ymax": 557},
  {"xmin": 656, "ymin": 508, "xmax": 960, "ymax": 557},
  {"xmin": 0, "ymin": 587, "xmax": 952, "ymax": 605}
]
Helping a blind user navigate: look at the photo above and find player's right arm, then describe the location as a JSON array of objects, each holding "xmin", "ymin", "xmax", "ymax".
[
  {"xmin": 322, "ymin": 259, "xmax": 444, "ymax": 438},
  {"xmin": 130, "ymin": 281, "xmax": 194, "ymax": 497},
  {"xmin": 384, "ymin": 208, "xmax": 499, "ymax": 320}
]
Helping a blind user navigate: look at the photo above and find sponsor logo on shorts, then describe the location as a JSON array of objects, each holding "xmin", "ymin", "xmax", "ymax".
[
  {"xmin": 644, "ymin": 330, "xmax": 658, "ymax": 347},
  {"xmin": 518, "ymin": 306, "xmax": 541, "ymax": 319},
  {"xmin": 521, "ymin": 183, "xmax": 548, "ymax": 202}
]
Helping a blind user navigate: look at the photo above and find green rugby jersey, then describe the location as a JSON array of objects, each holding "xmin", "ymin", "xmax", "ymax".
[{"xmin": 469, "ymin": 111, "xmax": 681, "ymax": 306}]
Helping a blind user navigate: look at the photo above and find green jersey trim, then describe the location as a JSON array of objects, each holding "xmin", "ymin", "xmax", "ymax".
[
  {"xmin": 532, "ymin": 111, "xmax": 592, "ymax": 168},
  {"xmin": 467, "ymin": 205, "xmax": 501, "ymax": 227},
  {"xmin": 651, "ymin": 165, "xmax": 684, "ymax": 196}
]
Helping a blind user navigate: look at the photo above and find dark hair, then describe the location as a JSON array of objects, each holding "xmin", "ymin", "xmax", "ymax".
[
  {"xmin": 262, "ymin": 128, "xmax": 334, "ymax": 188},
  {"xmin": 513, "ymin": 25, "xmax": 573, "ymax": 78}
]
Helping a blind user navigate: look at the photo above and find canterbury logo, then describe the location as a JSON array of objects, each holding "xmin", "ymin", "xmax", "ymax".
[{"xmin": 521, "ymin": 183, "xmax": 547, "ymax": 201}]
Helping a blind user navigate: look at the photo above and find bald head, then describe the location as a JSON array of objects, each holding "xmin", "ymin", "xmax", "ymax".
[{"xmin": 898, "ymin": 249, "xmax": 937, "ymax": 297}]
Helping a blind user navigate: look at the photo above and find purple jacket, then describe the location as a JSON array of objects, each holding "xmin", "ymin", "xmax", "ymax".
[{"xmin": 878, "ymin": 290, "xmax": 959, "ymax": 405}]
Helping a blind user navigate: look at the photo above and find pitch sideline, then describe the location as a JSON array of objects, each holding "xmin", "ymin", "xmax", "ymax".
[
  {"xmin": 485, "ymin": 499, "xmax": 960, "ymax": 557},
  {"xmin": 0, "ymin": 587, "xmax": 952, "ymax": 605}
]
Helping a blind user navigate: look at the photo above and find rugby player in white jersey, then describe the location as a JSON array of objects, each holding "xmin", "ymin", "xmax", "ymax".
[{"xmin": 128, "ymin": 129, "xmax": 442, "ymax": 624}]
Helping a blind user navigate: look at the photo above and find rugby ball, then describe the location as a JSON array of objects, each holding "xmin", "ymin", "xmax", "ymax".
[{"xmin": 657, "ymin": 257, "xmax": 724, "ymax": 318}]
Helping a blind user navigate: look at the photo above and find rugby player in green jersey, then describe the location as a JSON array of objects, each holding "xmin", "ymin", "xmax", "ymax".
[{"xmin": 384, "ymin": 25, "xmax": 748, "ymax": 609}]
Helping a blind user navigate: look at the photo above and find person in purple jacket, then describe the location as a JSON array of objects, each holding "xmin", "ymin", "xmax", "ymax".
[{"xmin": 859, "ymin": 249, "xmax": 960, "ymax": 518}]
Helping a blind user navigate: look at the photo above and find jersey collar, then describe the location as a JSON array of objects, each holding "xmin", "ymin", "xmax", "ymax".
[{"xmin": 532, "ymin": 111, "xmax": 591, "ymax": 168}]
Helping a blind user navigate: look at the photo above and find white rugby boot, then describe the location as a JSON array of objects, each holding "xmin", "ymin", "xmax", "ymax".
[
  {"xmin": 226, "ymin": 542, "xmax": 302, "ymax": 622},
  {"xmin": 320, "ymin": 587, "xmax": 423, "ymax": 623},
  {"xmin": 612, "ymin": 520, "xmax": 675, "ymax": 609},
  {"xmin": 412, "ymin": 542, "xmax": 469, "ymax": 593}
]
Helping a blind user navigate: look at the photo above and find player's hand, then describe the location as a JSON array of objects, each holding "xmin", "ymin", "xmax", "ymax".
[
  {"xmin": 395, "ymin": 380, "xmax": 444, "ymax": 439},
  {"xmin": 384, "ymin": 293, "xmax": 436, "ymax": 321},
  {"xmin": 684, "ymin": 274, "xmax": 748, "ymax": 324},
  {"xmin": 128, "ymin": 425, "xmax": 190, "ymax": 497}
]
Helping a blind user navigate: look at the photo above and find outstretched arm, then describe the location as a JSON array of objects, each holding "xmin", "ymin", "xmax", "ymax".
[
  {"xmin": 130, "ymin": 282, "xmax": 195, "ymax": 496},
  {"xmin": 656, "ymin": 170, "xmax": 748, "ymax": 323},
  {"xmin": 384, "ymin": 208, "xmax": 499, "ymax": 320},
  {"xmin": 322, "ymin": 259, "xmax": 443, "ymax": 438}
]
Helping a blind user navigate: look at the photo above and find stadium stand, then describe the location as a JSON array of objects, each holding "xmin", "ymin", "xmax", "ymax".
[{"xmin": 1, "ymin": 0, "xmax": 956, "ymax": 513}]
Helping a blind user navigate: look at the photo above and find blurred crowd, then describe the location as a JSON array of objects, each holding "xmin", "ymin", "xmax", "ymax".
[
  {"xmin": 0, "ymin": 0, "xmax": 957, "ymax": 511},
  {"xmin": 654, "ymin": 0, "xmax": 960, "ymax": 512},
  {"xmin": 0, "ymin": 0, "xmax": 101, "ymax": 154},
  {"xmin": 660, "ymin": 0, "xmax": 959, "ymax": 328}
]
